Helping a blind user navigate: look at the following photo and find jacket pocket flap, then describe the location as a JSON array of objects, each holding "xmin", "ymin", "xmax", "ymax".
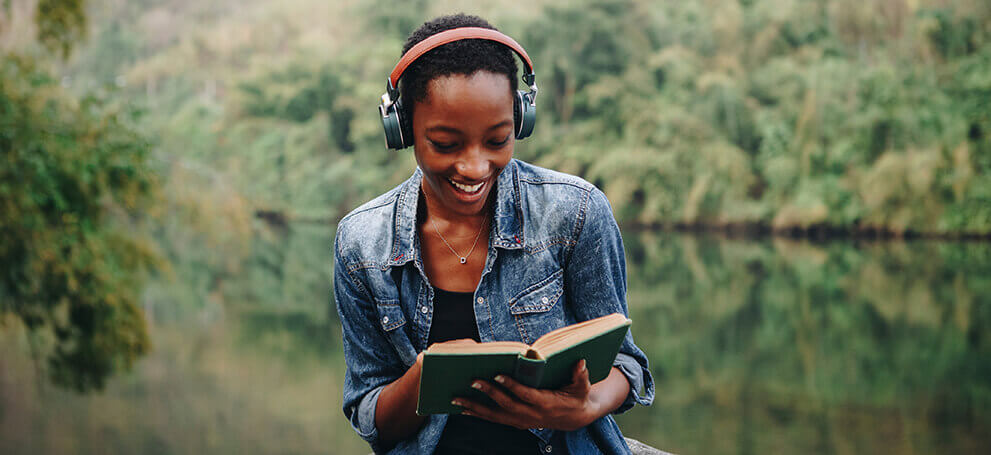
[
  {"xmin": 508, "ymin": 269, "xmax": 564, "ymax": 315},
  {"xmin": 375, "ymin": 300, "xmax": 406, "ymax": 331}
]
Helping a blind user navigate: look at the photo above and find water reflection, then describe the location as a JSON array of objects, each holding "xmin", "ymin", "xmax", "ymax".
[
  {"xmin": 0, "ymin": 227, "xmax": 989, "ymax": 454},
  {"xmin": 617, "ymin": 233, "xmax": 991, "ymax": 454}
]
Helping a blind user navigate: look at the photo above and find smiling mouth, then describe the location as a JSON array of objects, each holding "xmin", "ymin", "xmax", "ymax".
[{"xmin": 447, "ymin": 177, "xmax": 485, "ymax": 195}]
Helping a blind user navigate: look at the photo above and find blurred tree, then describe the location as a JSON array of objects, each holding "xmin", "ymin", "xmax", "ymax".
[
  {"xmin": 34, "ymin": 0, "xmax": 87, "ymax": 58},
  {"xmin": 0, "ymin": 0, "xmax": 159, "ymax": 391}
]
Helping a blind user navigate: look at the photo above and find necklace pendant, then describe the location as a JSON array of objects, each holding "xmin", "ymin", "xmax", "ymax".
[{"xmin": 460, "ymin": 257, "xmax": 467, "ymax": 264}]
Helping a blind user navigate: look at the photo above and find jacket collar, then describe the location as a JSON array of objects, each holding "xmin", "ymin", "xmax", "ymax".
[{"xmin": 387, "ymin": 159, "xmax": 525, "ymax": 267}]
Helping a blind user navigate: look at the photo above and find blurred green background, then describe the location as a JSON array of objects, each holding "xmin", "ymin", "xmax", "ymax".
[{"xmin": 1, "ymin": 0, "xmax": 990, "ymax": 453}]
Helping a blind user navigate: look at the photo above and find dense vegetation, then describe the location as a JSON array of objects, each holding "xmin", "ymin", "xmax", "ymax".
[
  {"xmin": 0, "ymin": 0, "xmax": 161, "ymax": 391},
  {"xmin": 2, "ymin": 2, "xmax": 987, "ymax": 451},
  {"xmin": 48, "ymin": 0, "xmax": 991, "ymax": 238},
  {"xmin": 3, "ymin": 0, "xmax": 990, "ymax": 393}
]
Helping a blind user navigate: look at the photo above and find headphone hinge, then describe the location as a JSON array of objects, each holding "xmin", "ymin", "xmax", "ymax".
[
  {"xmin": 386, "ymin": 79, "xmax": 400, "ymax": 102},
  {"xmin": 522, "ymin": 72, "xmax": 537, "ymax": 105},
  {"xmin": 522, "ymin": 72, "xmax": 535, "ymax": 86}
]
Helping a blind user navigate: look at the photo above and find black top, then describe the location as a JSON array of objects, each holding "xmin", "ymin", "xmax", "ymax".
[{"xmin": 429, "ymin": 287, "xmax": 543, "ymax": 455}]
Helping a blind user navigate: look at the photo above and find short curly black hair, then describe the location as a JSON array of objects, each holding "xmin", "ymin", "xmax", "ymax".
[{"xmin": 399, "ymin": 14, "xmax": 518, "ymax": 121}]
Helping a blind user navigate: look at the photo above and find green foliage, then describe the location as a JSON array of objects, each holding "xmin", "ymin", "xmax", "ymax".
[
  {"xmin": 0, "ymin": 56, "xmax": 159, "ymax": 391},
  {"xmin": 515, "ymin": 0, "xmax": 991, "ymax": 233},
  {"xmin": 34, "ymin": 0, "xmax": 87, "ymax": 58},
  {"xmin": 53, "ymin": 0, "xmax": 990, "ymax": 235}
]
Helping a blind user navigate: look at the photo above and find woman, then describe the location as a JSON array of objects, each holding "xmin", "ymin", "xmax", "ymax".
[{"xmin": 334, "ymin": 14, "xmax": 654, "ymax": 454}]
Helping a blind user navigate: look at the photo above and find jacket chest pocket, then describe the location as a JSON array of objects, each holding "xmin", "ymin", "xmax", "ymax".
[
  {"xmin": 374, "ymin": 299, "xmax": 417, "ymax": 367},
  {"xmin": 508, "ymin": 268, "xmax": 566, "ymax": 344}
]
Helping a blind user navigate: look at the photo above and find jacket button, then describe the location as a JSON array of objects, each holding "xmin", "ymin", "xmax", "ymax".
[
  {"xmin": 541, "ymin": 296, "xmax": 549, "ymax": 304},
  {"xmin": 544, "ymin": 445, "xmax": 552, "ymax": 452},
  {"xmin": 420, "ymin": 306, "xmax": 428, "ymax": 314},
  {"xmin": 477, "ymin": 297, "xmax": 484, "ymax": 304},
  {"xmin": 382, "ymin": 316, "xmax": 389, "ymax": 324}
]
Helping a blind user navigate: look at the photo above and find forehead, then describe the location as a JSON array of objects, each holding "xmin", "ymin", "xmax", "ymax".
[{"xmin": 414, "ymin": 71, "xmax": 514, "ymax": 121}]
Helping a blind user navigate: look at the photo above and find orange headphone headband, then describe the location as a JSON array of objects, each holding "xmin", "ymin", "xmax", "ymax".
[{"xmin": 388, "ymin": 27, "xmax": 535, "ymax": 88}]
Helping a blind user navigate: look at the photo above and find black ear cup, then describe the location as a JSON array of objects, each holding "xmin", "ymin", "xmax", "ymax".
[
  {"xmin": 380, "ymin": 99, "xmax": 405, "ymax": 149},
  {"xmin": 513, "ymin": 93, "xmax": 521, "ymax": 137},
  {"xmin": 515, "ymin": 90, "xmax": 536, "ymax": 140}
]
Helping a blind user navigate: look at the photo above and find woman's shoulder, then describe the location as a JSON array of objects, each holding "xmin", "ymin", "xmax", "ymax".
[
  {"xmin": 512, "ymin": 159, "xmax": 612, "ymax": 218},
  {"xmin": 513, "ymin": 159, "xmax": 597, "ymax": 193},
  {"xmin": 510, "ymin": 160, "xmax": 616, "ymax": 243},
  {"xmin": 335, "ymin": 176, "xmax": 411, "ymax": 261}
]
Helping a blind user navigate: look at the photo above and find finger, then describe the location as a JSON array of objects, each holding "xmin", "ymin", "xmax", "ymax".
[
  {"xmin": 453, "ymin": 397, "xmax": 526, "ymax": 429},
  {"xmin": 569, "ymin": 359, "xmax": 591, "ymax": 394},
  {"xmin": 492, "ymin": 374, "xmax": 543, "ymax": 404},
  {"xmin": 451, "ymin": 396, "xmax": 487, "ymax": 414},
  {"xmin": 571, "ymin": 359, "xmax": 586, "ymax": 383},
  {"xmin": 472, "ymin": 380, "xmax": 530, "ymax": 412}
]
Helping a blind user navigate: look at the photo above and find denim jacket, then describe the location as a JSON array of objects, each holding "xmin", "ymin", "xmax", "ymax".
[{"xmin": 334, "ymin": 159, "xmax": 654, "ymax": 454}]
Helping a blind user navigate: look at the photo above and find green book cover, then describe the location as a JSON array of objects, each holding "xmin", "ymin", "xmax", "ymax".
[{"xmin": 416, "ymin": 316, "xmax": 631, "ymax": 415}]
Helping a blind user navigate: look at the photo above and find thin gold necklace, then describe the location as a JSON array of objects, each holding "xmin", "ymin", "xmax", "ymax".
[{"xmin": 429, "ymin": 217, "xmax": 487, "ymax": 264}]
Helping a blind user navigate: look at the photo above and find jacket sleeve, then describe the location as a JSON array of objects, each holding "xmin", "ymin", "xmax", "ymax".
[
  {"xmin": 333, "ymin": 232, "xmax": 407, "ymax": 454},
  {"xmin": 564, "ymin": 188, "xmax": 655, "ymax": 414}
]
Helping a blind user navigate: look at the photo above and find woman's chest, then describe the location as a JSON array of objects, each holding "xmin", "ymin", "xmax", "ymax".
[{"xmin": 368, "ymin": 244, "xmax": 575, "ymax": 355}]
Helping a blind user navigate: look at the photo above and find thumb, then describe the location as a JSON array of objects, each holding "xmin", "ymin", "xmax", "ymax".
[{"xmin": 570, "ymin": 359, "xmax": 591, "ymax": 392}]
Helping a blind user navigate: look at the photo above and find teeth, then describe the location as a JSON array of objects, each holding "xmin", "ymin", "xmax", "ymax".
[{"xmin": 448, "ymin": 178, "xmax": 483, "ymax": 193}]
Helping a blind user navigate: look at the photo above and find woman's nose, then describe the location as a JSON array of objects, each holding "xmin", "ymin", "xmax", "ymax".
[{"xmin": 455, "ymin": 147, "xmax": 488, "ymax": 180}]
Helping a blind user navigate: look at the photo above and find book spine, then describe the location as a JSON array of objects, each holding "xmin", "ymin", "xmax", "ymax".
[{"xmin": 513, "ymin": 356, "xmax": 545, "ymax": 388}]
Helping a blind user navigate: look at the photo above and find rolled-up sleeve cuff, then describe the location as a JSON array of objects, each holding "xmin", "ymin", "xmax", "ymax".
[
  {"xmin": 351, "ymin": 385, "xmax": 385, "ymax": 452},
  {"xmin": 611, "ymin": 353, "xmax": 655, "ymax": 414}
]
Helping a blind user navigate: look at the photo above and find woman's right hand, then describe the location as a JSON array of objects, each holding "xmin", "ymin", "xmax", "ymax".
[
  {"xmin": 375, "ymin": 339, "xmax": 474, "ymax": 449},
  {"xmin": 375, "ymin": 351, "xmax": 429, "ymax": 449}
]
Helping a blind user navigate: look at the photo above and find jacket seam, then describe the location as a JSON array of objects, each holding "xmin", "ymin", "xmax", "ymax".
[
  {"xmin": 509, "ymin": 268, "xmax": 565, "ymax": 305},
  {"xmin": 513, "ymin": 313, "xmax": 531, "ymax": 344},
  {"xmin": 341, "ymin": 258, "xmax": 374, "ymax": 304},
  {"xmin": 524, "ymin": 238, "xmax": 577, "ymax": 255},
  {"xmin": 338, "ymin": 194, "xmax": 397, "ymax": 226},
  {"xmin": 518, "ymin": 177, "xmax": 594, "ymax": 191},
  {"xmin": 564, "ymin": 188, "xmax": 593, "ymax": 266}
]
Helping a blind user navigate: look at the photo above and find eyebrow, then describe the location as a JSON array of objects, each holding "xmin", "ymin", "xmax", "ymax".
[{"xmin": 425, "ymin": 120, "xmax": 513, "ymax": 134}]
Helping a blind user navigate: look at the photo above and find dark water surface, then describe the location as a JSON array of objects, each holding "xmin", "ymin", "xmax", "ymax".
[{"xmin": 2, "ymin": 226, "xmax": 989, "ymax": 454}]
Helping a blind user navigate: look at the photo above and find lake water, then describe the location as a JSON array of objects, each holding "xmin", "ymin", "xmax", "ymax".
[{"xmin": 2, "ymin": 225, "xmax": 989, "ymax": 454}]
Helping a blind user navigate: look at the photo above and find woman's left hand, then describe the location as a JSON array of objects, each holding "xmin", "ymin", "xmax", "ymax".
[{"xmin": 452, "ymin": 359, "xmax": 612, "ymax": 431}]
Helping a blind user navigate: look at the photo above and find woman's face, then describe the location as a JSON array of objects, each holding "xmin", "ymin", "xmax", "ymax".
[{"xmin": 412, "ymin": 70, "xmax": 515, "ymax": 218}]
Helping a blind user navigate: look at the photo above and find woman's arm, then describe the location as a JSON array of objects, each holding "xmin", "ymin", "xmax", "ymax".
[
  {"xmin": 335, "ymin": 236, "xmax": 423, "ymax": 453},
  {"xmin": 562, "ymin": 188, "xmax": 655, "ymax": 413},
  {"xmin": 374, "ymin": 353, "xmax": 428, "ymax": 447}
]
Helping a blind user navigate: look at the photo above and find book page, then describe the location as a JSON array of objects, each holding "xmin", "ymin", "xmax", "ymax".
[
  {"xmin": 531, "ymin": 313, "xmax": 629, "ymax": 357},
  {"xmin": 426, "ymin": 340, "xmax": 529, "ymax": 354}
]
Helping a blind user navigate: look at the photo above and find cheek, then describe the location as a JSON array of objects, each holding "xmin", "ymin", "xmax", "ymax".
[{"xmin": 495, "ymin": 144, "xmax": 515, "ymax": 167}]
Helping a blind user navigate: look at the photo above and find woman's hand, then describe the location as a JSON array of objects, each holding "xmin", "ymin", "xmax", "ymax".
[
  {"xmin": 375, "ymin": 351, "xmax": 428, "ymax": 447},
  {"xmin": 452, "ymin": 360, "xmax": 630, "ymax": 431}
]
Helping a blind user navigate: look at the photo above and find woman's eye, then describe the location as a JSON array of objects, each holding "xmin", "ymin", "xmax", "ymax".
[
  {"xmin": 489, "ymin": 135, "xmax": 511, "ymax": 147},
  {"xmin": 429, "ymin": 140, "xmax": 457, "ymax": 151}
]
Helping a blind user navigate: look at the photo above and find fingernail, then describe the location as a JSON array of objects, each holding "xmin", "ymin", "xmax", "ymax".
[
  {"xmin": 471, "ymin": 382, "xmax": 482, "ymax": 390},
  {"xmin": 494, "ymin": 375, "xmax": 506, "ymax": 384}
]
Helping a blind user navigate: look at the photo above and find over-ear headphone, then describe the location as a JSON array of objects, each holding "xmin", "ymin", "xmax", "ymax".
[{"xmin": 378, "ymin": 27, "xmax": 538, "ymax": 150}]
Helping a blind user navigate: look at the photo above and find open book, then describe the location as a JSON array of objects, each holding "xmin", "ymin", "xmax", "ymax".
[{"xmin": 416, "ymin": 313, "xmax": 631, "ymax": 415}]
